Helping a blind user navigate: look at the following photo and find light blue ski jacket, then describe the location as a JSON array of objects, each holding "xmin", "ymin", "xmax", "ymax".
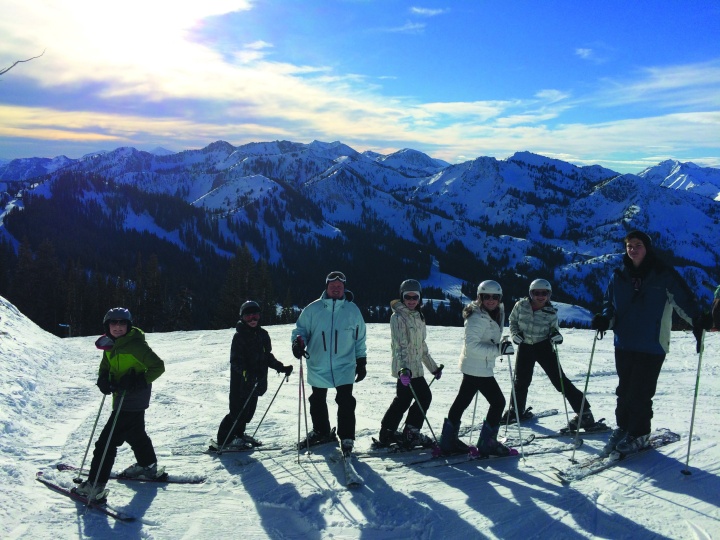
[{"xmin": 292, "ymin": 290, "xmax": 367, "ymax": 388}]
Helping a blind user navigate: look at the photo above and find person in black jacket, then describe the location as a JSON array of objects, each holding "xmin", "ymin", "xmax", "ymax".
[{"xmin": 214, "ymin": 301, "xmax": 293, "ymax": 449}]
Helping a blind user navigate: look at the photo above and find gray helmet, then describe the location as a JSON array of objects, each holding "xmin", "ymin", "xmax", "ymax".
[
  {"xmin": 399, "ymin": 279, "xmax": 422, "ymax": 298},
  {"xmin": 239, "ymin": 300, "xmax": 261, "ymax": 317},
  {"xmin": 477, "ymin": 280, "xmax": 502, "ymax": 297},
  {"xmin": 103, "ymin": 307, "xmax": 132, "ymax": 334},
  {"xmin": 529, "ymin": 279, "xmax": 552, "ymax": 294}
]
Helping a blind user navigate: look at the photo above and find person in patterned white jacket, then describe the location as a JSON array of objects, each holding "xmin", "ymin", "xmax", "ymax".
[
  {"xmin": 503, "ymin": 278, "xmax": 594, "ymax": 431},
  {"xmin": 378, "ymin": 279, "xmax": 443, "ymax": 448}
]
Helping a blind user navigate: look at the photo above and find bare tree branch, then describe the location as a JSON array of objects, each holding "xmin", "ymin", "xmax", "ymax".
[{"xmin": 0, "ymin": 49, "xmax": 46, "ymax": 77}]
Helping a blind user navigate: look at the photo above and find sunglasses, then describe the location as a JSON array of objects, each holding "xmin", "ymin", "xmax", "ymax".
[
  {"xmin": 326, "ymin": 271, "xmax": 347, "ymax": 284},
  {"xmin": 403, "ymin": 294, "xmax": 420, "ymax": 301},
  {"xmin": 481, "ymin": 294, "xmax": 501, "ymax": 301},
  {"xmin": 532, "ymin": 290, "xmax": 550, "ymax": 297},
  {"xmin": 243, "ymin": 313, "xmax": 261, "ymax": 321},
  {"xmin": 108, "ymin": 319, "xmax": 128, "ymax": 326}
]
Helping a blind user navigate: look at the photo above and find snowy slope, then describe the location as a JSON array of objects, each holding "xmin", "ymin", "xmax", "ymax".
[{"xmin": 2, "ymin": 296, "xmax": 720, "ymax": 539}]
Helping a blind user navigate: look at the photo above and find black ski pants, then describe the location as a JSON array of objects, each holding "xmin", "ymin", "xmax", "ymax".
[
  {"xmin": 309, "ymin": 384, "xmax": 356, "ymax": 441},
  {"xmin": 512, "ymin": 339, "xmax": 588, "ymax": 414},
  {"xmin": 217, "ymin": 369, "xmax": 260, "ymax": 445},
  {"xmin": 448, "ymin": 374, "xmax": 506, "ymax": 428},
  {"xmin": 615, "ymin": 349, "xmax": 665, "ymax": 436},
  {"xmin": 88, "ymin": 409, "xmax": 156, "ymax": 485},
  {"xmin": 381, "ymin": 376, "xmax": 432, "ymax": 432}
]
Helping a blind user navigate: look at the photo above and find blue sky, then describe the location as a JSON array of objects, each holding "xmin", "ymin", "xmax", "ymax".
[{"xmin": 1, "ymin": 0, "xmax": 719, "ymax": 173}]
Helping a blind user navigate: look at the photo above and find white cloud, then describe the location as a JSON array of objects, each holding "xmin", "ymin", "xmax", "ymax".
[{"xmin": 410, "ymin": 7, "xmax": 449, "ymax": 17}]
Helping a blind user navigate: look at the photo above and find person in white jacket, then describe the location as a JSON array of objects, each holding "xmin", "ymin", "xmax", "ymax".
[
  {"xmin": 378, "ymin": 279, "xmax": 443, "ymax": 448},
  {"xmin": 439, "ymin": 280, "xmax": 514, "ymax": 456}
]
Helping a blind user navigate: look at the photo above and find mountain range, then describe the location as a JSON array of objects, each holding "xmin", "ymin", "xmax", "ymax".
[{"xmin": 1, "ymin": 140, "xmax": 719, "ymax": 330}]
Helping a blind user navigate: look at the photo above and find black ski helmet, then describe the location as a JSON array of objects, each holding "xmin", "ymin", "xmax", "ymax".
[
  {"xmin": 400, "ymin": 279, "xmax": 422, "ymax": 298},
  {"xmin": 240, "ymin": 300, "xmax": 261, "ymax": 318},
  {"xmin": 103, "ymin": 307, "xmax": 132, "ymax": 334}
]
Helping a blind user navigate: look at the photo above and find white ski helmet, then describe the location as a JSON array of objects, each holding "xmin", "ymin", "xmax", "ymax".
[
  {"xmin": 477, "ymin": 280, "xmax": 502, "ymax": 297},
  {"xmin": 529, "ymin": 279, "xmax": 552, "ymax": 295}
]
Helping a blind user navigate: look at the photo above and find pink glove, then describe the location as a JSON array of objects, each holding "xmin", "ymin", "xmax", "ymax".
[{"xmin": 398, "ymin": 368, "xmax": 412, "ymax": 386}]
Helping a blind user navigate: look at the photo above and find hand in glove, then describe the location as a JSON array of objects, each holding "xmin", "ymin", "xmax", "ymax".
[
  {"xmin": 117, "ymin": 369, "xmax": 147, "ymax": 392},
  {"xmin": 355, "ymin": 357, "xmax": 367, "ymax": 383},
  {"xmin": 692, "ymin": 313, "xmax": 712, "ymax": 353},
  {"xmin": 500, "ymin": 340, "xmax": 514, "ymax": 356},
  {"xmin": 96, "ymin": 371, "xmax": 115, "ymax": 395},
  {"xmin": 549, "ymin": 329, "xmax": 563, "ymax": 345},
  {"xmin": 591, "ymin": 314, "xmax": 610, "ymax": 332},
  {"xmin": 512, "ymin": 333, "xmax": 524, "ymax": 346},
  {"xmin": 431, "ymin": 365, "xmax": 443, "ymax": 380},
  {"xmin": 398, "ymin": 368, "xmax": 412, "ymax": 386},
  {"xmin": 292, "ymin": 336, "xmax": 307, "ymax": 359},
  {"xmin": 280, "ymin": 364, "xmax": 293, "ymax": 377}
]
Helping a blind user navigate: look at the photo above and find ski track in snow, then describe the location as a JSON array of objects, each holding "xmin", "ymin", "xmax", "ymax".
[{"xmin": 2, "ymin": 296, "xmax": 720, "ymax": 539}]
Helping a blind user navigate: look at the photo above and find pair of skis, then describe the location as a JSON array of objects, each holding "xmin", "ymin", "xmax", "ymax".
[
  {"xmin": 552, "ymin": 428, "xmax": 681, "ymax": 483},
  {"xmin": 37, "ymin": 463, "xmax": 207, "ymax": 522}
]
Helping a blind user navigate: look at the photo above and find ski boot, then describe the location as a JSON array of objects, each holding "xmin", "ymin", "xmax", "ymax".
[{"xmin": 476, "ymin": 421, "xmax": 516, "ymax": 457}]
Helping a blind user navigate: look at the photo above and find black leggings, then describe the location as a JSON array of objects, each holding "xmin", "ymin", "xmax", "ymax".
[
  {"xmin": 448, "ymin": 374, "xmax": 506, "ymax": 427},
  {"xmin": 381, "ymin": 377, "xmax": 432, "ymax": 431},
  {"xmin": 309, "ymin": 384, "xmax": 356, "ymax": 440},
  {"xmin": 513, "ymin": 340, "xmax": 587, "ymax": 413}
]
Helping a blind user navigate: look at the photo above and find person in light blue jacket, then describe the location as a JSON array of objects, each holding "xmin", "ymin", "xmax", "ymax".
[{"xmin": 291, "ymin": 271, "xmax": 367, "ymax": 454}]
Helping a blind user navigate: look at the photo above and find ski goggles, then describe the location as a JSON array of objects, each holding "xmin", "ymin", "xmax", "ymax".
[
  {"xmin": 403, "ymin": 294, "xmax": 420, "ymax": 301},
  {"xmin": 242, "ymin": 313, "xmax": 260, "ymax": 321},
  {"xmin": 532, "ymin": 290, "xmax": 550, "ymax": 297},
  {"xmin": 326, "ymin": 271, "xmax": 347, "ymax": 284},
  {"xmin": 480, "ymin": 294, "xmax": 501, "ymax": 301},
  {"xmin": 107, "ymin": 319, "xmax": 129, "ymax": 325}
]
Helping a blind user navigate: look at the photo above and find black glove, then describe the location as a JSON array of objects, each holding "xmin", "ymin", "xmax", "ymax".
[
  {"xmin": 292, "ymin": 336, "xmax": 306, "ymax": 359},
  {"xmin": 591, "ymin": 314, "xmax": 610, "ymax": 332},
  {"xmin": 117, "ymin": 369, "xmax": 147, "ymax": 392},
  {"xmin": 355, "ymin": 357, "xmax": 367, "ymax": 383},
  {"xmin": 280, "ymin": 364, "xmax": 293, "ymax": 377},
  {"xmin": 96, "ymin": 371, "xmax": 114, "ymax": 395},
  {"xmin": 512, "ymin": 333, "xmax": 524, "ymax": 345},
  {"xmin": 695, "ymin": 312, "xmax": 713, "ymax": 331}
]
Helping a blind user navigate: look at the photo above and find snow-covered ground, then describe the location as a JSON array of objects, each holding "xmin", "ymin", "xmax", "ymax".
[{"xmin": 2, "ymin": 294, "xmax": 719, "ymax": 539}]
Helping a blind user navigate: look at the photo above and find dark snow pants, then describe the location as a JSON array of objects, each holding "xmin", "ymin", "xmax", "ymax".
[
  {"xmin": 88, "ymin": 410, "xmax": 156, "ymax": 485},
  {"xmin": 614, "ymin": 349, "xmax": 665, "ymax": 436},
  {"xmin": 448, "ymin": 374, "xmax": 506, "ymax": 428},
  {"xmin": 309, "ymin": 384, "xmax": 356, "ymax": 441},
  {"xmin": 217, "ymin": 369, "xmax": 259, "ymax": 445},
  {"xmin": 381, "ymin": 376, "xmax": 432, "ymax": 431},
  {"xmin": 512, "ymin": 339, "xmax": 588, "ymax": 414}
]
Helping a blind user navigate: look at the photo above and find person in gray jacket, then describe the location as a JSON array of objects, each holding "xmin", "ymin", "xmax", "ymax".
[
  {"xmin": 503, "ymin": 279, "xmax": 594, "ymax": 431},
  {"xmin": 378, "ymin": 279, "xmax": 443, "ymax": 448}
]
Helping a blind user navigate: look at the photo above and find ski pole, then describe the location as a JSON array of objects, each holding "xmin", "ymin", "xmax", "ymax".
[
  {"xmin": 74, "ymin": 394, "xmax": 106, "ymax": 483},
  {"xmin": 217, "ymin": 380, "xmax": 259, "ymax": 454},
  {"xmin": 570, "ymin": 330, "xmax": 600, "ymax": 462},
  {"xmin": 467, "ymin": 392, "xmax": 479, "ymax": 445},
  {"xmin": 505, "ymin": 349, "xmax": 526, "ymax": 459},
  {"xmin": 87, "ymin": 390, "xmax": 126, "ymax": 509},
  {"xmin": 682, "ymin": 330, "xmax": 705, "ymax": 475},
  {"xmin": 297, "ymin": 355, "xmax": 311, "ymax": 462},
  {"xmin": 553, "ymin": 342, "xmax": 571, "ymax": 427},
  {"xmin": 405, "ymin": 376, "xmax": 439, "ymax": 445},
  {"xmin": 251, "ymin": 373, "xmax": 289, "ymax": 439}
]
